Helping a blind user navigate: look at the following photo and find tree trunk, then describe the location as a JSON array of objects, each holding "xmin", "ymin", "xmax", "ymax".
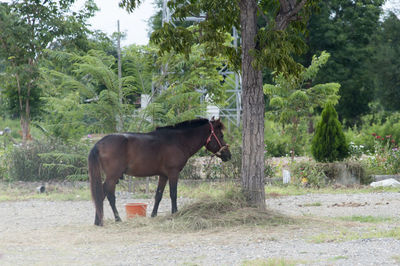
[
  {"xmin": 20, "ymin": 114, "xmax": 30, "ymax": 144},
  {"xmin": 240, "ymin": 0, "xmax": 266, "ymax": 209},
  {"xmin": 14, "ymin": 70, "xmax": 30, "ymax": 144}
]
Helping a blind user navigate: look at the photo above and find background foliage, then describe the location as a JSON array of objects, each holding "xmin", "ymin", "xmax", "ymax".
[{"xmin": 0, "ymin": 0, "xmax": 400, "ymax": 182}]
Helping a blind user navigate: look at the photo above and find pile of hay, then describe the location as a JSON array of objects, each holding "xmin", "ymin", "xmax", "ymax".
[{"xmin": 155, "ymin": 188, "xmax": 292, "ymax": 231}]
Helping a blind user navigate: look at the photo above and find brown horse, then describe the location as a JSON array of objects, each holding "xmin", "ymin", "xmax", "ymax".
[{"xmin": 88, "ymin": 118, "xmax": 231, "ymax": 226}]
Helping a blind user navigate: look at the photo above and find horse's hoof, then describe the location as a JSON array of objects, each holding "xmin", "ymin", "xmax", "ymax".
[
  {"xmin": 151, "ymin": 213, "xmax": 157, "ymax": 218},
  {"xmin": 94, "ymin": 221, "xmax": 103, "ymax": 226},
  {"xmin": 115, "ymin": 217, "xmax": 122, "ymax": 222}
]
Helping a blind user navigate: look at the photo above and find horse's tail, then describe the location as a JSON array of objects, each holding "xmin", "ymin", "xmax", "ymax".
[{"xmin": 88, "ymin": 145, "xmax": 104, "ymax": 226}]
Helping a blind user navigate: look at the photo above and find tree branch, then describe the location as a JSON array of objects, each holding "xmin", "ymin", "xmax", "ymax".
[{"xmin": 275, "ymin": 0, "xmax": 308, "ymax": 30}]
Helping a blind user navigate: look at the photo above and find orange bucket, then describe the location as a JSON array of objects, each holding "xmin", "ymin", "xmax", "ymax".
[{"xmin": 125, "ymin": 203, "xmax": 147, "ymax": 218}]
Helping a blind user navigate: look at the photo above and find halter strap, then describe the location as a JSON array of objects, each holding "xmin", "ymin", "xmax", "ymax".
[{"xmin": 205, "ymin": 121, "xmax": 228, "ymax": 155}]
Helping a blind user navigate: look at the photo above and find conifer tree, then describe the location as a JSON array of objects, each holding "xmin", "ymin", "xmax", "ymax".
[{"xmin": 311, "ymin": 103, "xmax": 349, "ymax": 162}]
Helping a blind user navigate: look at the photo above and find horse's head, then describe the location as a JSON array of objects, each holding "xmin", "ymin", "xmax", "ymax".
[{"xmin": 205, "ymin": 118, "xmax": 232, "ymax": 162}]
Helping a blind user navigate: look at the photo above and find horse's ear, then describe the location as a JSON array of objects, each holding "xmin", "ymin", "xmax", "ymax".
[
  {"xmin": 215, "ymin": 118, "xmax": 224, "ymax": 130},
  {"xmin": 211, "ymin": 116, "xmax": 215, "ymax": 121}
]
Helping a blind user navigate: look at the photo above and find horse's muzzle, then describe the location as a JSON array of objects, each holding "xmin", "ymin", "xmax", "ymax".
[{"xmin": 217, "ymin": 146, "xmax": 232, "ymax": 162}]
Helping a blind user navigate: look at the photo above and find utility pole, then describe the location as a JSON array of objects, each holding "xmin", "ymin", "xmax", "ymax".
[{"xmin": 161, "ymin": 0, "xmax": 242, "ymax": 127}]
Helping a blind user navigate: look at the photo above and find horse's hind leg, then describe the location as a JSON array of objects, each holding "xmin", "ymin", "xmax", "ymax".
[
  {"xmin": 103, "ymin": 178, "xmax": 121, "ymax": 222},
  {"xmin": 151, "ymin": 175, "xmax": 168, "ymax": 217},
  {"xmin": 169, "ymin": 176, "xmax": 178, "ymax": 214}
]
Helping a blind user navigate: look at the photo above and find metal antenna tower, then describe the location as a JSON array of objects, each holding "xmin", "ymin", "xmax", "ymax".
[{"xmin": 161, "ymin": 0, "xmax": 241, "ymax": 127}]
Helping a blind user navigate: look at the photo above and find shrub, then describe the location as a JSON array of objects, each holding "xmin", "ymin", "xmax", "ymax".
[
  {"xmin": 290, "ymin": 160, "xmax": 370, "ymax": 187},
  {"xmin": 180, "ymin": 157, "xmax": 202, "ymax": 179},
  {"xmin": 312, "ymin": 103, "xmax": 349, "ymax": 162},
  {"xmin": 345, "ymin": 112, "xmax": 400, "ymax": 155},
  {"xmin": 180, "ymin": 146, "xmax": 242, "ymax": 180},
  {"xmin": 3, "ymin": 139, "xmax": 90, "ymax": 181},
  {"xmin": 264, "ymin": 120, "xmax": 311, "ymax": 157},
  {"xmin": 361, "ymin": 133, "xmax": 400, "ymax": 175},
  {"xmin": 290, "ymin": 161, "xmax": 328, "ymax": 187}
]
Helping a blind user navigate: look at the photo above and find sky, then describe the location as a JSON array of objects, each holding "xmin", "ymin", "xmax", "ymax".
[
  {"xmin": 73, "ymin": 0, "xmax": 157, "ymax": 47},
  {"xmin": 82, "ymin": 0, "xmax": 399, "ymax": 47}
]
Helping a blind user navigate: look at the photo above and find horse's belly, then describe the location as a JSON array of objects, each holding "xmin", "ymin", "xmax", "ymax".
[{"xmin": 125, "ymin": 168, "xmax": 159, "ymax": 177}]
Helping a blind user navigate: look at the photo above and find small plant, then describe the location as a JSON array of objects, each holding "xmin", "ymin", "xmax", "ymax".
[
  {"xmin": 290, "ymin": 161, "xmax": 328, "ymax": 188},
  {"xmin": 312, "ymin": 103, "xmax": 349, "ymax": 162},
  {"xmin": 348, "ymin": 141, "xmax": 365, "ymax": 159}
]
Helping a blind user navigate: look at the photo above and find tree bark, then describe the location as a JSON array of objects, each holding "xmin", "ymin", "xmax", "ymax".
[{"xmin": 240, "ymin": 0, "xmax": 266, "ymax": 209}]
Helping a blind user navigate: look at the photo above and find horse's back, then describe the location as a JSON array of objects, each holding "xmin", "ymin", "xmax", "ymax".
[{"xmin": 94, "ymin": 132, "xmax": 187, "ymax": 177}]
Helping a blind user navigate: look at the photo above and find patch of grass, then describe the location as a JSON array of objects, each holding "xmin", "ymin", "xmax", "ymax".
[
  {"xmin": 178, "ymin": 181, "xmax": 237, "ymax": 199},
  {"xmin": 265, "ymin": 184, "xmax": 399, "ymax": 197},
  {"xmin": 180, "ymin": 263, "xmax": 200, "ymax": 266},
  {"xmin": 337, "ymin": 215, "xmax": 393, "ymax": 223},
  {"xmin": 0, "ymin": 183, "xmax": 90, "ymax": 201},
  {"xmin": 392, "ymin": 255, "xmax": 400, "ymax": 263},
  {"xmin": 329, "ymin": 256, "xmax": 348, "ymax": 261},
  {"xmin": 302, "ymin": 202, "xmax": 322, "ymax": 207},
  {"xmin": 311, "ymin": 227, "xmax": 400, "ymax": 243},
  {"xmin": 241, "ymin": 258, "xmax": 304, "ymax": 266}
]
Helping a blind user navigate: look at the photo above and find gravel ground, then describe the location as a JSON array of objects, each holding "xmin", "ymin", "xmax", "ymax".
[{"xmin": 1, "ymin": 192, "xmax": 400, "ymax": 265}]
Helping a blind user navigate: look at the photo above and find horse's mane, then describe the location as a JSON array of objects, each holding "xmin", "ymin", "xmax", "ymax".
[{"xmin": 156, "ymin": 118, "xmax": 209, "ymax": 131}]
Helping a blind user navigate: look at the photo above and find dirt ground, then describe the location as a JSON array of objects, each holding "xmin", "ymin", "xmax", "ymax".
[{"xmin": 1, "ymin": 192, "xmax": 400, "ymax": 265}]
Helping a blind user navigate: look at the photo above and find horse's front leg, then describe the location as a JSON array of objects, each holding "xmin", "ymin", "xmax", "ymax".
[
  {"xmin": 151, "ymin": 175, "xmax": 168, "ymax": 217},
  {"xmin": 169, "ymin": 176, "xmax": 178, "ymax": 214}
]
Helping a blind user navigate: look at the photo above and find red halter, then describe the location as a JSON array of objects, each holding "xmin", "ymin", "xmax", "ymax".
[{"xmin": 205, "ymin": 121, "xmax": 228, "ymax": 155}]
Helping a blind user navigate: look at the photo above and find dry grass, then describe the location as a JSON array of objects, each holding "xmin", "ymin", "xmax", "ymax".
[{"xmin": 123, "ymin": 187, "xmax": 294, "ymax": 232}]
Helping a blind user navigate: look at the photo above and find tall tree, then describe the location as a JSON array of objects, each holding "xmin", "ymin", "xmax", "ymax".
[
  {"xmin": 305, "ymin": 0, "xmax": 384, "ymax": 125},
  {"xmin": 372, "ymin": 12, "xmax": 400, "ymax": 111},
  {"xmin": 120, "ymin": 0, "xmax": 319, "ymax": 208},
  {"xmin": 264, "ymin": 51, "xmax": 340, "ymax": 159},
  {"xmin": 0, "ymin": 0, "xmax": 97, "ymax": 142}
]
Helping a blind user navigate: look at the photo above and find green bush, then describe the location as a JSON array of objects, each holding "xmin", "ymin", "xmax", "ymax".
[
  {"xmin": 180, "ymin": 146, "xmax": 242, "ymax": 180},
  {"xmin": 360, "ymin": 134, "xmax": 400, "ymax": 175},
  {"xmin": 265, "ymin": 120, "xmax": 311, "ymax": 157},
  {"xmin": 312, "ymin": 103, "xmax": 349, "ymax": 162},
  {"xmin": 290, "ymin": 161, "xmax": 328, "ymax": 187},
  {"xmin": 290, "ymin": 160, "xmax": 370, "ymax": 187},
  {"xmin": 3, "ymin": 139, "xmax": 90, "ymax": 181},
  {"xmin": 345, "ymin": 112, "xmax": 400, "ymax": 155}
]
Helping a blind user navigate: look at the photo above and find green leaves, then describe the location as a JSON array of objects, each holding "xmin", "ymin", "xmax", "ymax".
[
  {"xmin": 264, "ymin": 51, "xmax": 340, "ymax": 125},
  {"xmin": 264, "ymin": 51, "xmax": 339, "ymax": 157},
  {"xmin": 306, "ymin": 0, "xmax": 384, "ymax": 125}
]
